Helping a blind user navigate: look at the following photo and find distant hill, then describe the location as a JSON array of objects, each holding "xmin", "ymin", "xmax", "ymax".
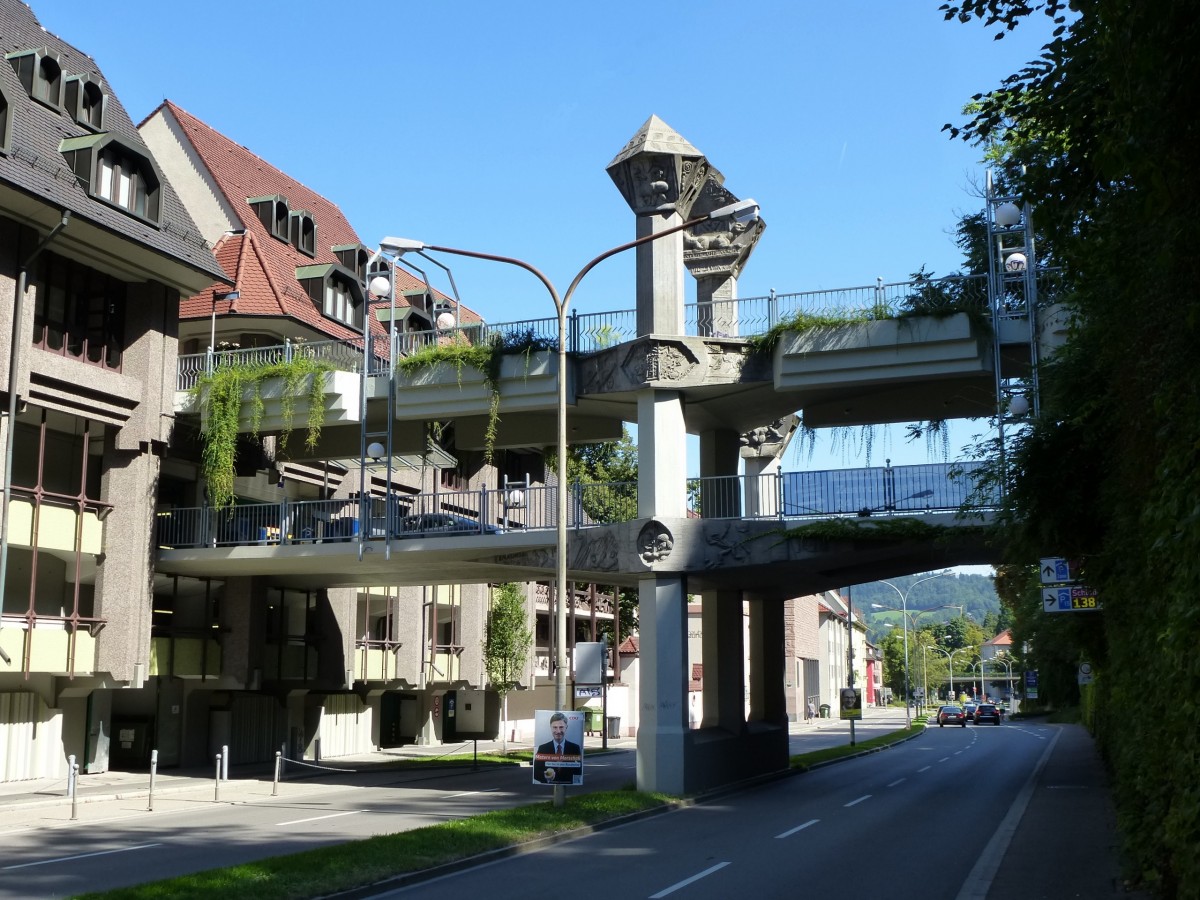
[{"xmin": 848, "ymin": 572, "xmax": 1000, "ymax": 643}]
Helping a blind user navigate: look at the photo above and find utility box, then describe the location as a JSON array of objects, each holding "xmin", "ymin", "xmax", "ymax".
[{"xmin": 445, "ymin": 689, "xmax": 500, "ymax": 740}]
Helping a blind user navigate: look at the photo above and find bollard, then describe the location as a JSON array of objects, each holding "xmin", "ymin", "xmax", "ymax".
[
  {"xmin": 272, "ymin": 751, "xmax": 281, "ymax": 796},
  {"xmin": 280, "ymin": 742, "xmax": 288, "ymax": 778},
  {"xmin": 148, "ymin": 749, "xmax": 158, "ymax": 811},
  {"xmin": 222, "ymin": 744, "xmax": 229, "ymax": 781},
  {"xmin": 214, "ymin": 754, "xmax": 221, "ymax": 802},
  {"xmin": 70, "ymin": 761, "xmax": 79, "ymax": 821},
  {"xmin": 66, "ymin": 754, "xmax": 77, "ymax": 797}
]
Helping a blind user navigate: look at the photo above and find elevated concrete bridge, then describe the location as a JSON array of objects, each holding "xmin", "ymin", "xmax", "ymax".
[{"xmin": 167, "ymin": 117, "xmax": 1050, "ymax": 795}]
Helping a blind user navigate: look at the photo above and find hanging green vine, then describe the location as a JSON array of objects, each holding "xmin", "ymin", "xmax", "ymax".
[
  {"xmin": 397, "ymin": 330, "xmax": 556, "ymax": 466},
  {"xmin": 193, "ymin": 355, "xmax": 334, "ymax": 509}
]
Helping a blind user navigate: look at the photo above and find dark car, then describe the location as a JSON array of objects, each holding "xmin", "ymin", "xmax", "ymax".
[
  {"xmin": 937, "ymin": 705, "xmax": 967, "ymax": 727},
  {"xmin": 394, "ymin": 513, "xmax": 500, "ymax": 537},
  {"xmin": 975, "ymin": 703, "xmax": 1002, "ymax": 725},
  {"xmin": 962, "ymin": 701, "xmax": 979, "ymax": 722}
]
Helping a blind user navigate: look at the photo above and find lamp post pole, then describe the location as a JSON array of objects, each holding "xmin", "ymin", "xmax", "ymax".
[
  {"xmin": 872, "ymin": 571, "xmax": 950, "ymax": 728},
  {"xmin": 380, "ymin": 199, "xmax": 757, "ymax": 805}
]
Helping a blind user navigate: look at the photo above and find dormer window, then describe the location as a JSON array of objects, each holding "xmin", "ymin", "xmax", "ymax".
[
  {"xmin": 0, "ymin": 83, "xmax": 11, "ymax": 153},
  {"xmin": 6, "ymin": 48, "xmax": 62, "ymax": 109},
  {"xmin": 289, "ymin": 210, "xmax": 316, "ymax": 257},
  {"xmin": 333, "ymin": 244, "xmax": 371, "ymax": 281},
  {"xmin": 296, "ymin": 264, "xmax": 364, "ymax": 329},
  {"xmin": 248, "ymin": 195, "xmax": 289, "ymax": 241},
  {"xmin": 64, "ymin": 76, "xmax": 104, "ymax": 130},
  {"xmin": 59, "ymin": 133, "xmax": 162, "ymax": 224}
]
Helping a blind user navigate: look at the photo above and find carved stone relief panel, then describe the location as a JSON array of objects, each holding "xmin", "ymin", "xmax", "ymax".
[{"xmin": 638, "ymin": 521, "xmax": 674, "ymax": 565}]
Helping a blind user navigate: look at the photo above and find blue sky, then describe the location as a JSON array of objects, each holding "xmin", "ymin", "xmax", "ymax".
[{"xmin": 35, "ymin": 1, "xmax": 1052, "ymax": 473}]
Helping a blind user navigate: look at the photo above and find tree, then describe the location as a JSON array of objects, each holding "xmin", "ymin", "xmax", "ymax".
[
  {"xmin": 944, "ymin": 2, "xmax": 1200, "ymax": 891},
  {"xmin": 483, "ymin": 582, "xmax": 532, "ymax": 753}
]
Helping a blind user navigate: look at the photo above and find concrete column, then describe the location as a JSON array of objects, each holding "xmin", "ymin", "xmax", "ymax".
[
  {"xmin": 637, "ymin": 390, "xmax": 687, "ymax": 519},
  {"xmin": 744, "ymin": 455, "xmax": 780, "ymax": 518},
  {"xmin": 698, "ymin": 427, "xmax": 744, "ymax": 730},
  {"xmin": 695, "ymin": 273, "xmax": 739, "ymax": 337},
  {"xmin": 701, "ymin": 592, "xmax": 746, "ymax": 731},
  {"xmin": 699, "ymin": 427, "xmax": 741, "ymax": 519},
  {"xmin": 636, "ymin": 575, "xmax": 688, "ymax": 795},
  {"xmin": 747, "ymin": 596, "xmax": 787, "ymax": 726},
  {"xmin": 635, "ymin": 214, "xmax": 685, "ymax": 338}
]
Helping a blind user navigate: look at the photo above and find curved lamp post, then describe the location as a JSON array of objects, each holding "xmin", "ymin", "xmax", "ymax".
[
  {"xmin": 380, "ymin": 198, "xmax": 758, "ymax": 803},
  {"xmin": 927, "ymin": 645, "xmax": 970, "ymax": 703},
  {"xmin": 869, "ymin": 571, "xmax": 951, "ymax": 727}
]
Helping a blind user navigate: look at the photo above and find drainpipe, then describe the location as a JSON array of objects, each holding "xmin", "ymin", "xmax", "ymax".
[{"xmin": 0, "ymin": 212, "xmax": 71, "ymax": 660}]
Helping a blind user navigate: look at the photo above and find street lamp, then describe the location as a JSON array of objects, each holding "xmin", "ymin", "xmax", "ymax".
[
  {"xmin": 927, "ymin": 645, "xmax": 970, "ymax": 703},
  {"xmin": 210, "ymin": 289, "xmax": 240, "ymax": 353},
  {"xmin": 380, "ymin": 197, "xmax": 759, "ymax": 798},
  {"xmin": 868, "ymin": 571, "xmax": 951, "ymax": 727}
]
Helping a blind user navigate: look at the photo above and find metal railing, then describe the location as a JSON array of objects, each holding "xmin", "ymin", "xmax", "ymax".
[
  {"xmin": 178, "ymin": 271, "xmax": 1065, "ymax": 389},
  {"xmin": 155, "ymin": 462, "xmax": 995, "ymax": 550}
]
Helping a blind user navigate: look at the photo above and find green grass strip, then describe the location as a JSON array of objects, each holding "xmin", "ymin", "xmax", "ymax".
[
  {"xmin": 74, "ymin": 790, "xmax": 673, "ymax": 900},
  {"xmin": 789, "ymin": 722, "xmax": 926, "ymax": 771}
]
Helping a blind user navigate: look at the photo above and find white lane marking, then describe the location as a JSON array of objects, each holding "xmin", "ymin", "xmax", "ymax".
[
  {"xmin": 3, "ymin": 842, "xmax": 162, "ymax": 870},
  {"xmin": 955, "ymin": 728, "xmax": 1061, "ymax": 900},
  {"xmin": 939, "ymin": 756, "xmax": 951, "ymax": 762},
  {"xmin": 918, "ymin": 765, "xmax": 932, "ymax": 773},
  {"xmin": 887, "ymin": 778, "xmax": 906, "ymax": 787},
  {"xmin": 649, "ymin": 861, "xmax": 731, "ymax": 898},
  {"xmin": 276, "ymin": 810, "xmax": 363, "ymax": 827},
  {"xmin": 775, "ymin": 818, "xmax": 819, "ymax": 839},
  {"xmin": 844, "ymin": 794, "xmax": 872, "ymax": 807},
  {"xmin": 446, "ymin": 788, "xmax": 499, "ymax": 799}
]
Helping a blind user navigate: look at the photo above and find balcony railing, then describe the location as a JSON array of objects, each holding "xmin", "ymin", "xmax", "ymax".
[
  {"xmin": 155, "ymin": 461, "xmax": 996, "ymax": 550},
  {"xmin": 178, "ymin": 271, "xmax": 1065, "ymax": 389}
]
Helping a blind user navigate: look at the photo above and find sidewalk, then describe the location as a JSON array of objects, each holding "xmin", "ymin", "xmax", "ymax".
[{"xmin": 0, "ymin": 704, "xmax": 875, "ymax": 814}]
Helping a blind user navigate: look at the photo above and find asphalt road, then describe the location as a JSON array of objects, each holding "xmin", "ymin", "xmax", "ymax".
[{"xmin": 371, "ymin": 721, "xmax": 1054, "ymax": 899}]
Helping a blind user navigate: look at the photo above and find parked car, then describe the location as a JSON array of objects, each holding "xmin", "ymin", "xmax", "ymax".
[
  {"xmin": 394, "ymin": 513, "xmax": 500, "ymax": 537},
  {"xmin": 937, "ymin": 705, "xmax": 967, "ymax": 727},
  {"xmin": 975, "ymin": 703, "xmax": 1002, "ymax": 725},
  {"xmin": 962, "ymin": 701, "xmax": 979, "ymax": 722}
]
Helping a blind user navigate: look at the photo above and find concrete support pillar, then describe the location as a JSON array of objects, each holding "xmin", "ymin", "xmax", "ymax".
[
  {"xmin": 636, "ymin": 575, "xmax": 688, "ymax": 795},
  {"xmin": 699, "ymin": 428, "xmax": 741, "ymax": 519},
  {"xmin": 636, "ymin": 213, "xmax": 685, "ymax": 337},
  {"xmin": 747, "ymin": 596, "xmax": 787, "ymax": 726},
  {"xmin": 744, "ymin": 454, "xmax": 780, "ymax": 518},
  {"xmin": 701, "ymin": 592, "xmax": 746, "ymax": 731},
  {"xmin": 637, "ymin": 390, "xmax": 687, "ymax": 519},
  {"xmin": 695, "ymin": 273, "xmax": 739, "ymax": 337}
]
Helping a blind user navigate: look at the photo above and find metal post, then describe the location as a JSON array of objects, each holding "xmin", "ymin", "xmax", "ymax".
[
  {"xmin": 70, "ymin": 761, "xmax": 79, "ymax": 821},
  {"xmin": 148, "ymin": 749, "xmax": 158, "ymax": 811},
  {"xmin": 280, "ymin": 741, "xmax": 287, "ymax": 778},
  {"xmin": 221, "ymin": 744, "xmax": 229, "ymax": 781},
  {"xmin": 273, "ymin": 751, "xmax": 281, "ymax": 796},
  {"xmin": 214, "ymin": 754, "xmax": 221, "ymax": 801},
  {"xmin": 66, "ymin": 754, "xmax": 76, "ymax": 797}
]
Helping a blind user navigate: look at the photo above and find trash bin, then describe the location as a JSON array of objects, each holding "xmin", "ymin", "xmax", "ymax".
[
  {"xmin": 819, "ymin": 704, "xmax": 831, "ymax": 718},
  {"xmin": 585, "ymin": 709, "xmax": 603, "ymax": 735},
  {"xmin": 606, "ymin": 716, "xmax": 621, "ymax": 739}
]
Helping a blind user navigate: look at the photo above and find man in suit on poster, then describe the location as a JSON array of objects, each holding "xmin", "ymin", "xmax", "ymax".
[{"xmin": 533, "ymin": 711, "xmax": 583, "ymax": 784}]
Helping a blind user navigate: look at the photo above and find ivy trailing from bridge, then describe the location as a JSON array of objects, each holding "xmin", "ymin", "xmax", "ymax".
[{"xmin": 193, "ymin": 354, "xmax": 334, "ymax": 510}]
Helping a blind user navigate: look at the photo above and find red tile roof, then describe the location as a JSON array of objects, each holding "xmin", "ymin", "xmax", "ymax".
[{"xmin": 154, "ymin": 101, "xmax": 479, "ymax": 340}]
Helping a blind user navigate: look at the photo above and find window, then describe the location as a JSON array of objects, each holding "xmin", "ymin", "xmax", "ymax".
[
  {"xmin": 333, "ymin": 244, "xmax": 370, "ymax": 281},
  {"xmin": 248, "ymin": 195, "xmax": 290, "ymax": 241},
  {"xmin": 0, "ymin": 83, "xmax": 11, "ymax": 153},
  {"xmin": 6, "ymin": 49, "xmax": 62, "ymax": 108},
  {"xmin": 324, "ymin": 274, "xmax": 358, "ymax": 327},
  {"xmin": 297, "ymin": 264, "xmax": 363, "ymax": 329},
  {"xmin": 289, "ymin": 211, "xmax": 316, "ymax": 257},
  {"xmin": 33, "ymin": 251, "xmax": 126, "ymax": 370},
  {"xmin": 64, "ymin": 76, "xmax": 103, "ymax": 129},
  {"xmin": 60, "ymin": 134, "xmax": 162, "ymax": 224}
]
